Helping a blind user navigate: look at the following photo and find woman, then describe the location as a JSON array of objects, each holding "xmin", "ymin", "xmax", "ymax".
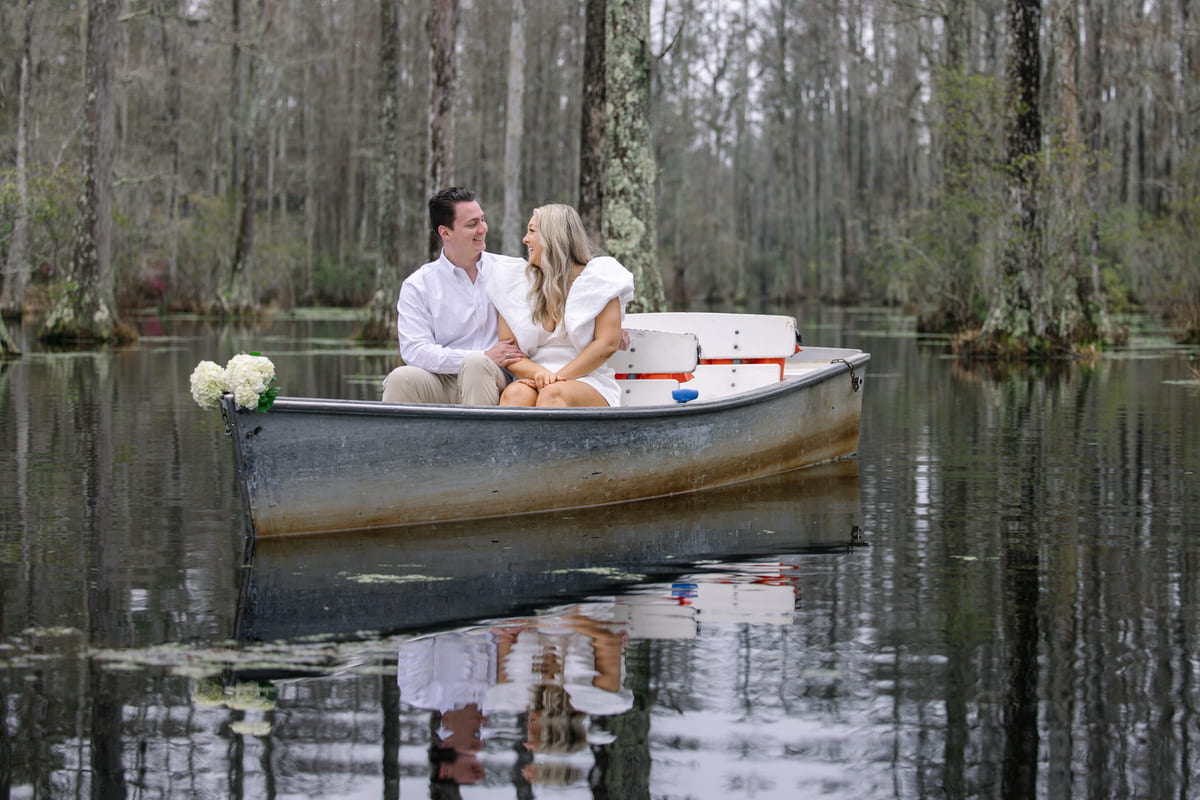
[{"xmin": 486, "ymin": 204, "xmax": 634, "ymax": 407}]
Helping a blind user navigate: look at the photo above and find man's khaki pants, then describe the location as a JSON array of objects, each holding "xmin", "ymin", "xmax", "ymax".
[{"xmin": 381, "ymin": 351, "xmax": 509, "ymax": 405}]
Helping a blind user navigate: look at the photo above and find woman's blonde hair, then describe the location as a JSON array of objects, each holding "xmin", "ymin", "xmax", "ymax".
[
  {"xmin": 526, "ymin": 204, "xmax": 593, "ymax": 329},
  {"xmin": 527, "ymin": 684, "xmax": 588, "ymax": 754}
]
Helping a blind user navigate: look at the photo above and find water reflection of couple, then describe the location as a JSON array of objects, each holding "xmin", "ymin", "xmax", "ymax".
[{"xmin": 395, "ymin": 606, "xmax": 631, "ymax": 791}]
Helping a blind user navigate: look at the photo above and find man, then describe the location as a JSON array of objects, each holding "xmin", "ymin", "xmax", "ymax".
[{"xmin": 382, "ymin": 187, "xmax": 528, "ymax": 404}]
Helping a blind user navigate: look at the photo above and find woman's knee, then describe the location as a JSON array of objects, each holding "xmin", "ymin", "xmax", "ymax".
[
  {"xmin": 500, "ymin": 382, "xmax": 537, "ymax": 406},
  {"xmin": 535, "ymin": 381, "xmax": 606, "ymax": 407},
  {"xmin": 535, "ymin": 383, "xmax": 571, "ymax": 407}
]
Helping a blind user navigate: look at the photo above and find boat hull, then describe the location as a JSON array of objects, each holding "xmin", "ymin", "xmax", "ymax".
[{"xmin": 222, "ymin": 347, "xmax": 868, "ymax": 536}]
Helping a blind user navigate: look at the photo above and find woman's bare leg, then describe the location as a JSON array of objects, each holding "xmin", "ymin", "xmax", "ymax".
[
  {"xmin": 535, "ymin": 380, "xmax": 608, "ymax": 408},
  {"xmin": 500, "ymin": 381, "xmax": 538, "ymax": 406}
]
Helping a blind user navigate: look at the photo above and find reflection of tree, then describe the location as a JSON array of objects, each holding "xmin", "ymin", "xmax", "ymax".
[
  {"xmin": 227, "ymin": 732, "xmax": 244, "ymax": 798},
  {"xmin": 992, "ymin": 368, "xmax": 1087, "ymax": 799},
  {"xmin": 382, "ymin": 673, "xmax": 400, "ymax": 800},
  {"xmin": 991, "ymin": 374, "xmax": 1042, "ymax": 800},
  {"xmin": 89, "ymin": 661, "xmax": 127, "ymax": 798},
  {"xmin": 1001, "ymin": 529, "xmax": 1039, "ymax": 800},
  {"xmin": 0, "ymin": 672, "xmax": 10, "ymax": 798},
  {"xmin": 81, "ymin": 349, "xmax": 127, "ymax": 796},
  {"xmin": 591, "ymin": 639, "xmax": 652, "ymax": 800},
  {"xmin": 942, "ymin": 474, "xmax": 971, "ymax": 798}
]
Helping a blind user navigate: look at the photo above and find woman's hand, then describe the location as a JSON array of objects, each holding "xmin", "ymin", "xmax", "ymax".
[
  {"xmin": 513, "ymin": 367, "xmax": 560, "ymax": 392},
  {"xmin": 530, "ymin": 366, "xmax": 560, "ymax": 389}
]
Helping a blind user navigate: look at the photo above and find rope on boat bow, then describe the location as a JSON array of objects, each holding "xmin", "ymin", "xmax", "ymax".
[{"xmin": 830, "ymin": 358, "xmax": 862, "ymax": 393}]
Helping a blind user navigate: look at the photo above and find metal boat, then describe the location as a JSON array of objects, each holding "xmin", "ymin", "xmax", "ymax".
[{"xmin": 221, "ymin": 343, "xmax": 868, "ymax": 537}]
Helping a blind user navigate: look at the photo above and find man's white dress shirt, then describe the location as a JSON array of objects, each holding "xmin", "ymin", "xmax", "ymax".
[{"xmin": 396, "ymin": 250, "xmax": 525, "ymax": 374}]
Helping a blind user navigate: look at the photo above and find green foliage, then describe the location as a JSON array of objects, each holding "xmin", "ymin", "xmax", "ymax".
[
  {"xmin": 1092, "ymin": 147, "xmax": 1200, "ymax": 342},
  {"xmin": 105, "ymin": 189, "xmax": 379, "ymax": 312},
  {"xmin": 255, "ymin": 384, "xmax": 281, "ymax": 412},
  {"xmin": 312, "ymin": 254, "xmax": 375, "ymax": 307},
  {"xmin": 251, "ymin": 230, "xmax": 307, "ymax": 307},
  {"xmin": 932, "ymin": 68, "xmax": 1006, "ymax": 166},
  {"xmin": 869, "ymin": 67, "xmax": 1007, "ymax": 332},
  {"xmin": 0, "ymin": 162, "xmax": 83, "ymax": 287},
  {"xmin": 174, "ymin": 194, "xmax": 238, "ymax": 309}
]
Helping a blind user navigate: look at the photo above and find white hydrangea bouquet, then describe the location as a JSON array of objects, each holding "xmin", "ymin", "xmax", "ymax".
[{"xmin": 189, "ymin": 352, "xmax": 280, "ymax": 412}]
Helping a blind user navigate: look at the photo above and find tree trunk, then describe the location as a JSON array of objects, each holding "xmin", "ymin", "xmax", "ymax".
[
  {"xmin": 1180, "ymin": 0, "xmax": 1200, "ymax": 342},
  {"xmin": 363, "ymin": 0, "xmax": 405, "ymax": 345},
  {"xmin": 303, "ymin": 13, "xmax": 318, "ymax": 304},
  {"xmin": 836, "ymin": 0, "xmax": 858, "ymax": 303},
  {"xmin": 962, "ymin": 0, "xmax": 1052, "ymax": 357},
  {"xmin": 1184, "ymin": 0, "xmax": 1200, "ymax": 153},
  {"xmin": 501, "ymin": 0, "xmax": 526, "ymax": 255},
  {"xmin": 341, "ymin": 2, "xmax": 364, "ymax": 270},
  {"xmin": 1084, "ymin": 0, "xmax": 1105, "ymax": 299},
  {"xmin": 38, "ymin": 0, "xmax": 129, "ymax": 345},
  {"xmin": 157, "ymin": 0, "xmax": 184, "ymax": 303},
  {"xmin": 811, "ymin": 25, "xmax": 831, "ymax": 297},
  {"xmin": 1044, "ymin": 0, "xmax": 1109, "ymax": 342},
  {"xmin": 995, "ymin": 0, "xmax": 1041, "ymax": 336},
  {"xmin": 921, "ymin": 0, "xmax": 976, "ymax": 332},
  {"xmin": 579, "ymin": 0, "xmax": 606, "ymax": 241},
  {"xmin": 961, "ymin": 0, "xmax": 1118, "ymax": 356},
  {"xmin": 427, "ymin": 0, "xmax": 457, "ymax": 259},
  {"xmin": 602, "ymin": 0, "xmax": 664, "ymax": 312},
  {"xmin": 229, "ymin": 0, "xmax": 245, "ymax": 202},
  {"xmin": 225, "ymin": 0, "xmax": 261, "ymax": 314},
  {"xmin": 733, "ymin": 0, "xmax": 750, "ymax": 306},
  {"xmin": 1, "ymin": 0, "xmax": 35, "ymax": 317}
]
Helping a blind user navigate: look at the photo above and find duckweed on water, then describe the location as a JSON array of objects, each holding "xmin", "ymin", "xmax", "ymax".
[
  {"xmin": 545, "ymin": 566, "xmax": 646, "ymax": 582},
  {"xmin": 344, "ymin": 572, "xmax": 453, "ymax": 585}
]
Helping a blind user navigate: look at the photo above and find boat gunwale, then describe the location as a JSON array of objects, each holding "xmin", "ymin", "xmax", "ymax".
[{"xmin": 235, "ymin": 350, "xmax": 870, "ymax": 422}]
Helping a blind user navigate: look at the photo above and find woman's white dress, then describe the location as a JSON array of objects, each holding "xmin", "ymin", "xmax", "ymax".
[{"xmin": 487, "ymin": 256, "xmax": 635, "ymax": 407}]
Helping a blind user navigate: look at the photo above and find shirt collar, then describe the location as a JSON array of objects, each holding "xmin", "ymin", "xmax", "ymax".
[
  {"xmin": 439, "ymin": 249, "xmax": 486, "ymax": 271},
  {"xmin": 437, "ymin": 249, "xmax": 489, "ymax": 284}
]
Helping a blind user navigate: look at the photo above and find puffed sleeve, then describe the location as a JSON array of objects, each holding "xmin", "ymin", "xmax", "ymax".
[
  {"xmin": 485, "ymin": 259, "xmax": 540, "ymax": 355},
  {"xmin": 564, "ymin": 257, "xmax": 635, "ymax": 352}
]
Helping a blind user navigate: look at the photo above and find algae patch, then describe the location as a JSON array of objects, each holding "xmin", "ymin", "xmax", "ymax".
[{"xmin": 343, "ymin": 572, "xmax": 452, "ymax": 585}]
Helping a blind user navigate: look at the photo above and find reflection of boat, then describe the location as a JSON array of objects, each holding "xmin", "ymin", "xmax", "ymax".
[
  {"xmin": 235, "ymin": 460, "xmax": 863, "ymax": 643},
  {"xmin": 221, "ymin": 336, "xmax": 868, "ymax": 537}
]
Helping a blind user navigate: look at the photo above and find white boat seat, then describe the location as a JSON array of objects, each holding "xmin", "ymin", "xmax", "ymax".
[
  {"xmin": 625, "ymin": 312, "xmax": 798, "ymax": 360},
  {"xmin": 607, "ymin": 328, "xmax": 700, "ymax": 406},
  {"xmin": 687, "ymin": 363, "xmax": 785, "ymax": 401},
  {"xmin": 606, "ymin": 327, "xmax": 699, "ymax": 373},
  {"xmin": 615, "ymin": 313, "xmax": 800, "ymax": 404},
  {"xmin": 617, "ymin": 377, "xmax": 684, "ymax": 406}
]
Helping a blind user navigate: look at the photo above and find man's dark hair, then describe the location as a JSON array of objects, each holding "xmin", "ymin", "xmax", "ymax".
[{"xmin": 429, "ymin": 187, "xmax": 478, "ymax": 236}]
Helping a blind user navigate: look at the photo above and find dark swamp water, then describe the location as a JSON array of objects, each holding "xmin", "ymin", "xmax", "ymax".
[{"xmin": 1, "ymin": 306, "xmax": 1198, "ymax": 799}]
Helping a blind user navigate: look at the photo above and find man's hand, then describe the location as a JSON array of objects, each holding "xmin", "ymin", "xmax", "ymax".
[
  {"xmin": 485, "ymin": 338, "xmax": 526, "ymax": 368},
  {"xmin": 619, "ymin": 328, "xmax": 631, "ymax": 351}
]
